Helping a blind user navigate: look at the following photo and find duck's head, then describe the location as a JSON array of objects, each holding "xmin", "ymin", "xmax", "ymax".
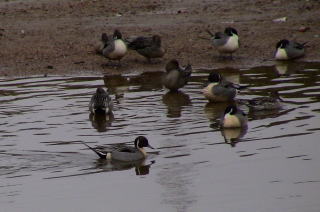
[
  {"xmin": 152, "ymin": 35, "xmax": 162, "ymax": 46},
  {"xmin": 224, "ymin": 105, "xmax": 238, "ymax": 115},
  {"xmin": 134, "ymin": 136, "xmax": 154, "ymax": 149},
  {"xmin": 113, "ymin": 29, "xmax": 122, "ymax": 40},
  {"xmin": 276, "ymin": 39, "xmax": 289, "ymax": 49},
  {"xmin": 96, "ymin": 87, "xmax": 107, "ymax": 94},
  {"xmin": 208, "ymin": 72, "xmax": 222, "ymax": 83},
  {"xmin": 101, "ymin": 33, "xmax": 109, "ymax": 43},
  {"xmin": 225, "ymin": 27, "xmax": 238, "ymax": 36},
  {"xmin": 165, "ymin": 59, "xmax": 180, "ymax": 72}
]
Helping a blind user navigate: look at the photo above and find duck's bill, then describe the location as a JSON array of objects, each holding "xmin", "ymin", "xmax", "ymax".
[{"xmin": 148, "ymin": 144, "xmax": 155, "ymax": 149}]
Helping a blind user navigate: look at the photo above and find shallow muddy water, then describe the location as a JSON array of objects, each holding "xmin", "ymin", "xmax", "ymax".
[{"xmin": 0, "ymin": 62, "xmax": 320, "ymax": 212}]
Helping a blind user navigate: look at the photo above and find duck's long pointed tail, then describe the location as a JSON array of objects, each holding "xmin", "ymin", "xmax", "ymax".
[{"xmin": 81, "ymin": 141, "xmax": 107, "ymax": 159}]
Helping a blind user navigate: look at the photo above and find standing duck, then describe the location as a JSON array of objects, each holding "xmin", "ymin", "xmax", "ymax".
[
  {"xmin": 127, "ymin": 35, "xmax": 165, "ymax": 62},
  {"xmin": 101, "ymin": 29, "xmax": 127, "ymax": 64},
  {"xmin": 207, "ymin": 27, "xmax": 239, "ymax": 58}
]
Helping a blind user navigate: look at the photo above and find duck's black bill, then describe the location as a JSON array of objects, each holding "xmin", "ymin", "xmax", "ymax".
[{"xmin": 148, "ymin": 144, "xmax": 155, "ymax": 149}]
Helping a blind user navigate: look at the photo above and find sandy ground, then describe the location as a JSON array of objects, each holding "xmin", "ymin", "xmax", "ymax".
[{"xmin": 0, "ymin": 0, "xmax": 319, "ymax": 77}]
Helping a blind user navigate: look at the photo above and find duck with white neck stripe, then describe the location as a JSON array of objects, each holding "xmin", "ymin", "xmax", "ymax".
[{"xmin": 82, "ymin": 136, "xmax": 154, "ymax": 162}]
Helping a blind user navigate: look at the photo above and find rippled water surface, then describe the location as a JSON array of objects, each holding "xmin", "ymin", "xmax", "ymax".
[{"xmin": 1, "ymin": 62, "xmax": 320, "ymax": 212}]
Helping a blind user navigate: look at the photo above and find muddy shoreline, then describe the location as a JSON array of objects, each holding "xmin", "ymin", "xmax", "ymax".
[{"xmin": 0, "ymin": 0, "xmax": 319, "ymax": 77}]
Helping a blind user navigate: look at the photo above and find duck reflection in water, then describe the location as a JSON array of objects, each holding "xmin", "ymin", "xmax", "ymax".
[
  {"xmin": 162, "ymin": 91, "xmax": 191, "ymax": 118},
  {"xmin": 221, "ymin": 127, "xmax": 247, "ymax": 147},
  {"xmin": 89, "ymin": 113, "xmax": 114, "ymax": 132},
  {"xmin": 94, "ymin": 159, "xmax": 155, "ymax": 176},
  {"xmin": 274, "ymin": 61, "xmax": 302, "ymax": 76}
]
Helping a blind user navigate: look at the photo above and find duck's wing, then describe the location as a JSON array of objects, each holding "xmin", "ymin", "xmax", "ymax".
[
  {"xmin": 102, "ymin": 42, "xmax": 116, "ymax": 57},
  {"xmin": 181, "ymin": 64, "xmax": 192, "ymax": 78},
  {"xmin": 213, "ymin": 32, "xmax": 228, "ymax": 46},
  {"xmin": 127, "ymin": 36, "xmax": 153, "ymax": 50}
]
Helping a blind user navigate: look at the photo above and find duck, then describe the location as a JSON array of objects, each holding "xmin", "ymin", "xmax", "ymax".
[
  {"xmin": 101, "ymin": 29, "xmax": 127, "ymax": 64},
  {"xmin": 238, "ymin": 91, "xmax": 282, "ymax": 111},
  {"xmin": 82, "ymin": 136, "xmax": 154, "ymax": 162},
  {"xmin": 163, "ymin": 59, "xmax": 192, "ymax": 92},
  {"xmin": 207, "ymin": 27, "xmax": 239, "ymax": 58},
  {"xmin": 127, "ymin": 35, "xmax": 165, "ymax": 62},
  {"xmin": 275, "ymin": 39, "xmax": 306, "ymax": 60},
  {"xmin": 203, "ymin": 72, "xmax": 247, "ymax": 102},
  {"xmin": 89, "ymin": 87, "xmax": 113, "ymax": 115},
  {"xmin": 221, "ymin": 105, "xmax": 248, "ymax": 128}
]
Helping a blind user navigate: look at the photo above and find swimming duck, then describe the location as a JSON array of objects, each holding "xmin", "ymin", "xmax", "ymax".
[
  {"xmin": 89, "ymin": 87, "xmax": 113, "ymax": 115},
  {"xmin": 238, "ymin": 91, "xmax": 282, "ymax": 111},
  {"xmin": 127, "ymin": 35, "xmax": 165, "ymax": 62},
  {"xmin": 203, "ymin": 72, "xmax": 247, "ymax": 102},
  {"xmin": 163, "ymin": 59, "xmax": 192, "ymax": 92},
  {"xmin": 82, "ymin": 136, "xmax": 154, "ymax": 162},
  {"xmin": 207, "ymin": 27, "xmax": 239, "ymax": 58},
  {"xmin": 221, "ymin": 105, "xmax": 248, "ymax": 128},
  {"xmin": 101, "ymin": 29, "xmax": 127, "ymax": 64},
  {"xmin": 275, "ymin": 39, "xmax": 306, "ymax": 60}
]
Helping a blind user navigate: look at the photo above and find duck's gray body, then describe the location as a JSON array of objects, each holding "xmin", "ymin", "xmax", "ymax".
[
  {"xmin": 275, "ymin": 39, "xmax": 305, "ymax": 60},
  {"xmin": 109, "ymin": 146, "xmax": 146, "ymax": 161},
  {"xmin": 83, "ymin": 136, "xmax": 154, "ymax": 162},
  {"xmin": 89, "ymin": 87, "xmax": 113, "ymax": 115},
  {"xmin": 203, "ymin": 72, "xmax": 246, "ymax": 102},
  {"xmin": 101, "ymin": 30, "xmax": 127, "ymax": 61},
  {"xmin": 222, "ymin": 105, "xmax": 248, "ymax": 128},
  {"xmin": 127, "ymin": 35, "xmax": 165, "ymax": 61},
  {"xmin": 163, "ymin": 59, "xmax": 192, "ymax": 91}
]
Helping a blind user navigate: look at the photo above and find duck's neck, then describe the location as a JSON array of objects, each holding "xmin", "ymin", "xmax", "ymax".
[{"xmin": 138, "ymin": 147, "xmax": 147, "ymax": 157}]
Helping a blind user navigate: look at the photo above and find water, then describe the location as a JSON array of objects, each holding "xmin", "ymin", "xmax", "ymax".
[{"xmin": 0, "ymin": 62, "xmax": 319, "ymax": 212}]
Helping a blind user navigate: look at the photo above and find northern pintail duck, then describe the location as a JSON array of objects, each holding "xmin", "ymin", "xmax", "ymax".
[
  {"xmin": 203, "ymin": 72, "xmax": 247, "ymax": 102},
  {"xmin": 101, "ymin": 29, "xmax": 127, "ymax": 64},
  {"xmin": 238, "ymin": 91, "xmax": 282, "ymax": 111},
  {"xmin": 82, "ymin": 136, "xmax": 154, "ymax": 162},
  {"xmin": 275, "ymin": 39, "xmax": 306, "ymax": 60},
  {"xmin": 163, "ymin": 59, "xmax": 192, "ymax": 92},
  {"xmin": 207, "ymin": 27, "xmax": 239, "ymax": 58},
  {"xmin": 127, "ymin": 35, "xmax": 165, "ymax": 62},
  {"xmin": 89, "ymin": 87, "xmax": 113, "ymax": 115},
  {"xmin": 221, "ymin": 105, "xmax": 248, "ymax": 128}
]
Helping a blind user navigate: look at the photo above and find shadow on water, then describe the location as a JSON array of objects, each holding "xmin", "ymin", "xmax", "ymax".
[{"xmin": 0, "ymin": 61, "xmax": 320, "ymax": 211}]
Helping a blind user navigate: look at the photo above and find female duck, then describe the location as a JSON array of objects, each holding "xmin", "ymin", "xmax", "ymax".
[
  {"xmin": 127, "ymin": 35, "xmax": 165, "ymax": 62},
  {"xmin": 163, "ymin": 59, "xmax": 192, "ymax": 92},
  {"xmin": 82, "ymin": 136, "xmax": 154, "ymax": 162},
  {"xmin": 239, "ymin": 91, "xmax": 282, "ymax": 111},
  {"xmin": 89, "ymin": 87, "xmax": 113, "ymax": 115},
  {"xmin": 221, "ymin": 105, "xmax": 248, "ymax": 128}
]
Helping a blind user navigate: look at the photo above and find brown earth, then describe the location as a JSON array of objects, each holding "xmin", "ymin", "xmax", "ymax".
[{"xmin": 0, "ymin": 0, "xmax": 319, "ymax": 77}]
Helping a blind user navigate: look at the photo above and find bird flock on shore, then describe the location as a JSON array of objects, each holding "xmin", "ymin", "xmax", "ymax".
[{"xmin": 83, "ymin": 27, "xmax": 306, "ymax": 161}]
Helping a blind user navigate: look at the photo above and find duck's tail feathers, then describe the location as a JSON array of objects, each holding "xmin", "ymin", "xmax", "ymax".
[
  {"xmin": 81, "ymin": 141, "xmax": 107, "ymax": 159},
  {"xmin": 232, "ymin": 84, "xmax": 249, "ymax": 90},
  {"xmin": 206, "ymin": 29, "xmax": 214, "ymax": 37},
  {"xmin": 184, "ymin": 64, "xmax": 192, "ymax": 77}
]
